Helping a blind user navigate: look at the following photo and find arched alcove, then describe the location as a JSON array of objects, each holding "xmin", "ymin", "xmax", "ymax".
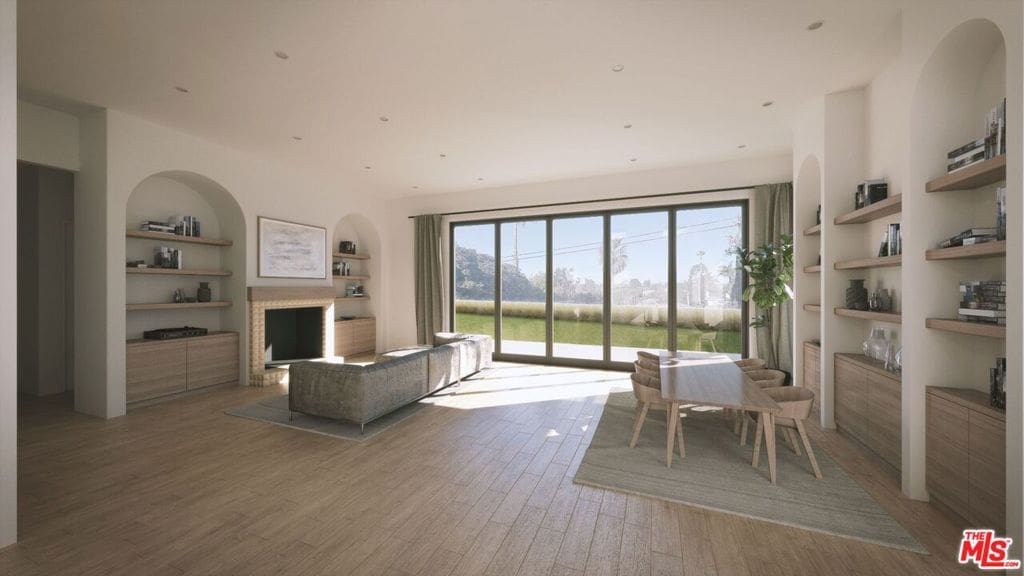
[
  {"xmin": 333, "ymin": 213, "xmax": 383, "ymax": 351},
  {"xmin": 125, "ymin": 170, "xmax": 249, "ymax": 389},
  {"xmin": 793, "ymin": 154, "xmax": 823, "ymax": 420}
]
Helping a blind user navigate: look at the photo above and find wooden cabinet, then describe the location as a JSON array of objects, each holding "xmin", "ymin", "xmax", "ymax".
[
  {"xmin": 834, "ymin": 353, "xmax": 901, "ymax": 472},
  {"xmin": 335, "ymin": 318, "xmax": 376, "ymax": 357},
  {"xmin": 802, "ymin": 341, "xmax": 820, "ymax": 416},
  {"xmin": 126, "ymin": 331, "xmax": 239, "ymax": 404},
  {"xmin": 927, "ymin": 387, "xmax": 1006, "ymax": 530}
]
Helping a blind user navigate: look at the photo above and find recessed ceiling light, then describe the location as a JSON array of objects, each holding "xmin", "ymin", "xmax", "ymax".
[
  {"xmin": 439, "ymin": 153, "xmax": 447, "ymax": 158},
  {"xmin": 737, "ymin": 144, "xmax": 747, "ymax": 149},
  {"xmin": 762, "ymin": 101, "xmax": 774, "ymax": 107},
  {"xmin": 174, "ymin": 86, "xmax": 189, "ymax": 93},
  {"xmin": 807, "ymin": 20, "xmax": 824, "ymax": 31},
  {"xmin": 274, "ymin": 50, "xmax": 289, "ymax": 60},
  {"xmin": 379, "ymin": 116, "xmax": 389, "ymax": 122},
  {"xmin": 363, "ymin": 165, "xmax": 372, "ymax": 170},
  {"xmin": 292, "ymin": 136, "xmax": 303, "ymax": 141},
  {"xmin": 412, "ymin": 185, "xmax": 419, "ymax": 189},
  {"xmin": 624, "ymin": 124, "xmax": 632, "ymax": 129},
  {"xmin": 612, "ymin": 64, "xmax": 625, "ymax": 72},
  {"xmin": 477, "ymin": 177, "xmax": 484, "ymax": 181},
  {"xmin": 629, "ymin": 157, "xmax": 637, "ymax": 162}
]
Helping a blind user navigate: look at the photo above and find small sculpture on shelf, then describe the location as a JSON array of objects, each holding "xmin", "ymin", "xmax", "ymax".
[
  {"xmin": 173, "ymin": 288, "xmax": 184, "ymax": 303},
  {"xmin": 846, "ymin": 279, "xmax": 869, "ymax": 311},
  {"xmin": 869, "ymin": 284, "xmax": 893, "ymax": 313},
  {"xmin": 338, "ymin": 241, "xmax": 357, "ymax": 255}
]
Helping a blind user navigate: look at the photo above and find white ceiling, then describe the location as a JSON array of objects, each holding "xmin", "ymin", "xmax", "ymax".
[{"xmin": 17, "ymin": 1, "xmax": 901, "ymax": 197}]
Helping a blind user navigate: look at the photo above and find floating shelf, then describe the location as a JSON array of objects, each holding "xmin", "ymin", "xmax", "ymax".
[
  {"xmin": 803, "ymin": 304, "xmax": 821, "ymax": 313},
  {"xmin": 926, "ymin": 240, "xmax": 1006, "ymax": 261},
  {"xmin": 834, "ymin": 194, "xmax": 902, "ymax": 225},
  {"xmin": 333, "ymin": 275, "xmax": 370, "ymax": 281},
  {"xmin": 126, "ymin": 230, "xmax": 232, "ymax": 247},
  {"xmin": 926, "ymin": 155, "xmax": 1006, "ymax": 193},
  {"xmin": 333, "ymin": 253, "xmax": 370, "ymax": 260},
  {"xmin": 834, "ymin": 255, "xmax": 902, "ymax": 270},
  {"xmin": 804, "ymin": 264, "xmax": 821, "ymax": 273},
  {"xmin": 834, "ymin": 308, "xmax": 901, "ymax": 324},
  {"xmin": 803, "ymin": 224, "xmax": 821, "ymax": 236},
  {"xmin": 126, "ymin": 301, "xmax": 232, "ymax": 312},
  {"xmin": 335, "ymin": 296, "xmax": 371, "ymax": 301},
  {"xmin": 127, "ymin": 267, "xmax": 231, "ymax": 277},
  {"xmin": 926, "ymin": 318, "xmax": 1005, "ymax": 339}
]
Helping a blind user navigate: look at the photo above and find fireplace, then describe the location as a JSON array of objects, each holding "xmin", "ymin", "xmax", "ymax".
[
  {"xmin": 264, "ymin": 307, "xmax": 323, "ymax": 367},
  {"xmin": 248, "ymin": 286, "xmax": 335, "ymax": 386}
]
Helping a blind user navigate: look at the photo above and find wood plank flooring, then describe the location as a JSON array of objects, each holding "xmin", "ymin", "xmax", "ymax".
[{"xmin": 0, "ymin": 362, "xmax": 973, "ymax": 575}]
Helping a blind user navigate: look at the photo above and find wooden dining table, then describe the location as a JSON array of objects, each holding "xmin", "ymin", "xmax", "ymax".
[{"xmin": 658, "ymin": 352, "xmax": 783, "ymax": 484}]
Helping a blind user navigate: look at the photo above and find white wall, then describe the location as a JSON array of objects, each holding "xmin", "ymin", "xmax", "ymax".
[
  {"xmin": 385, "ymin": 153, "xmax": 792, "ymax": 350},
  {"xmin": 0, "ymin": 0, "xmax": 17, "ymax": 550},
  {"xmin": 17, "ymin": 100, "xmax": 79, "ymax": 171}
]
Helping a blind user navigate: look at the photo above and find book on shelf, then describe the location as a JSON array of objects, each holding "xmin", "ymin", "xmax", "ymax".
[
  {"xmin": 985, "ymin": 98, "xmax": 1006, "ymax": 159},
  {"xmin": 997, "ymin": 187, "xmax": 1007, "ymax": 240},
  {"xmin": 959, "ymin": 308, "xmax": 1007, "ymax": 318},
  {"xmin": 939, "ymin": 228, "xmax": 998, "ymax": 248},
  {"xmin": 947, "ymin": 138, "xmax": 986, "ymax": 159},
  {"xmin": 947, "ymin": 150, "xmax": 986, "ymax": 173}
]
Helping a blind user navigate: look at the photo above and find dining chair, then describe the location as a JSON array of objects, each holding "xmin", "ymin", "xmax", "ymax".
[
  {"xmin": 630, "ymin": 352, "xmax": 685, "ymax": 466},
  {"xmin": 734, "ymin": 358, "xmax": 766, "ymax": 371},
  {"xmin": 733, "ymin": 368, "xmax": 786, "ymax": 435},
  {"xmin": 749, "ymin": 386, "xmax": 822, "ymax": 479}
]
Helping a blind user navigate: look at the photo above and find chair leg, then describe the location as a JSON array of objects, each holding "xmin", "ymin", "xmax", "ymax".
[
  {"xmin": 733, "ymin": 410, "xmax": 742, "ymax": 436},
  {"xmin": 751, "ymin": 413, "xmax": 763, "ymax": 468},
  {"xmin": 795, "ymin": 419, "xmax": 822, "ymax": 479},
  {"xmin": 666, "ymin": 403, "xmax": 678, "ymax": 468},
  {"xmin": 629, "ymin": 402, "xmax": 650, "ymax": 448},
  {"xmin": 676, "ymin": 408, "xmax": 685, "ymax": 459},
  {"xmin": 783, "ymin": 428, "xmax": 801, "ymax": 455}
]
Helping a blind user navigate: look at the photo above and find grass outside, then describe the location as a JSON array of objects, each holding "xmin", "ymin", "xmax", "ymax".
[{"xmin": 455, "ymin": 312, "xmax": 741, "ymax": 354}]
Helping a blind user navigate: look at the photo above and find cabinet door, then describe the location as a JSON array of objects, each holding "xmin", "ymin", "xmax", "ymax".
[
  {"xmin": 335, "ymin": 322, "xmax": 354, "ymax": 356},
  {"xmin": 968, "ymin": 411, "xmax": 1005, "ymax": 531},
  {"xmin": 803, "ymin": 344, "xmax": 820, "ymax": 415},
  {"xmin": 187, "ymin": 333, "xmax": 239, "ymax": 390},
  {"xmin": 926, "ymin": 394, "xmax": 969, "ymax": 521},
  {"xmin": 127, "ymin": 340, "xmax": 186, "ymax": 403},
  {"xmin": 834, "ymin": 357, "xmax": 868, "ymax": 444},
  {"xmin": 351, "ymin": 319, "xmax": 376, "ymax": 354},
  {"xmin": 867, "ymin": 372, "xmax": 901, "ymax": 471}
]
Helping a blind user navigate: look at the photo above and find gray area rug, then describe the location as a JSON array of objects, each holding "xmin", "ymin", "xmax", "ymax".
[
  {"xmin": 225, "ymin": 394, "xmax": 425, "ymax": 441},
  {"xmin": 575, "ymin": 391, "xmax": 927, "ymax": 554}
]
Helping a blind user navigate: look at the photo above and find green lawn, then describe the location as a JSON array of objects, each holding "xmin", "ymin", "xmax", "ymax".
[{"xmin": 455, "ymin": 313, "xmax": 741, "ymax": 354}]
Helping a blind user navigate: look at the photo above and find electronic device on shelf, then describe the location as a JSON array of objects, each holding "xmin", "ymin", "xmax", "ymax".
[{"xmin": 143, "ymin": 326, "xmax": 209, "ymax": 340}]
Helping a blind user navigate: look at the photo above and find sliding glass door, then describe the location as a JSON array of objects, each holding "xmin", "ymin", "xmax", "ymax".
[{"xmin": 450, "ymin": 200, "xmax": 746, "ymax": 367}]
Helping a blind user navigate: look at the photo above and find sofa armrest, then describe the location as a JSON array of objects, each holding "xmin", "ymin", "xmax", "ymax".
[{"xmin": 289, "ymin": 361, "xmax": 388, "ymax": 421}]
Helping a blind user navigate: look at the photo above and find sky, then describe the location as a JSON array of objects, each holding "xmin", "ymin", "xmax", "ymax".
[{"xmin": 454, "ymin": 205, "xmax": 742, "ymax": 286}]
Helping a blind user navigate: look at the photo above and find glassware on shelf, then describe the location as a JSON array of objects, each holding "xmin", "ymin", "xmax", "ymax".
[{"xmin": 862, "ymin": 327, "xmax": 888, "ymax": 362}]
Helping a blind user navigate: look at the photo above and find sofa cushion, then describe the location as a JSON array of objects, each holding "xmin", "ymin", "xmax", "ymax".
[{"xmin": 434, "ymin": 332, "xmax": 471, "ymax": 345}]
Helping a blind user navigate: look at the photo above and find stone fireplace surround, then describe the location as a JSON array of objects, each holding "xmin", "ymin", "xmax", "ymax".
[{"xmin": 248, "ymin": 286, "xmax": 335, "ymax": 387}]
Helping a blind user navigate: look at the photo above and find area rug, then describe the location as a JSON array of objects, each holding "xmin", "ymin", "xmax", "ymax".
[
  {"xmin": 225, "ymin": 394, "xmax": 425, "ymax": 441},
  {"xmin": 574, "ymin": 391, "xmax": 927, "ymax": 554}
]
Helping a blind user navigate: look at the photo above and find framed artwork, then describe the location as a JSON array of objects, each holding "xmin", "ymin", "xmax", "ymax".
[{"xmin": 257, "ymin": 216, "xmax": 327, "ymax": 279}]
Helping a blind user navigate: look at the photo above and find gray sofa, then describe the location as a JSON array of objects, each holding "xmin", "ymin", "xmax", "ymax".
[{"xmin": 288, "ymin": 333, "xmax": 493, "ymax": 429}]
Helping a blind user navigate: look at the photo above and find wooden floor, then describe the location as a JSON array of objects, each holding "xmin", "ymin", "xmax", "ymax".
[{"xmin": 0, "ymin": 362, "xmax": 972, "ymax": 575}]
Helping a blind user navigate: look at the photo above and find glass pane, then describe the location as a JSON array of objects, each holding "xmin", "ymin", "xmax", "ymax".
[
  {"xmin": 453, "ymin": 223, "xmax": 496, "ymax": 337},
  {"xmin": 675, "ymin": 206, "xmax": 743, "ymax": 358},
  {"xmin": 500, "ymin": 221, "xmax": 547, "ymax": 356},
  {"xmin": 552, "ymin": 216, "xmax": 604, "ymax": 360},
  {"xmin": 610, "ymin": 211, "xmax": 669, "ymax": 362}
]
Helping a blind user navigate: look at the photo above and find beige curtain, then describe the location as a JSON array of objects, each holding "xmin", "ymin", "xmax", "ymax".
[
  {"xmin": 752, "ymin": 183, "xmax": 793, "ymax": 375},
  {"xmin": 414, "ymin": 215, "xmax": 445, "ymax": 345}
]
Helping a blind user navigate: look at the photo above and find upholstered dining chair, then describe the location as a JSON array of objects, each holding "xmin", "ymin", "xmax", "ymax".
[
  {"xmin": 734, "ymin": 358, "xmax": 767, "ymax": 372},
  {"xmin": 748, "ymin": 386, "xmax": 822, "ymax": 479},
  {"xmin": 732, "ymin": 368, "xmax": 786, "ymax": 435},
  {"xmin": 630, "ymin": 351, "xmax": 685, "ymax": 466}
]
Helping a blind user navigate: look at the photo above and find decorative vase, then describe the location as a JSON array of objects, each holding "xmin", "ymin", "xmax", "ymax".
[
  {"xmin": 846, "ymin": 279, "xmax": 869, "ymax": 311},
  {"xmin": 197, "ymin": 281, "xmax": 212, "ymax": 303},
  {"xmin": 862, "ymin": 328, "xmax": 888, "ymax": 362}
]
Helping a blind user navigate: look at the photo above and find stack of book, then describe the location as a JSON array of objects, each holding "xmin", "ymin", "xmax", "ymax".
[
  {"xmin": 959, "ymin": 280, "xmax": 1006, "ymax": 325},
  {"xmin": 140, "ymin": 220, "xmax": 175, "ymax": 234},
  {"xmin": 946, "ymin": 138, "xmax": 986, "ymax": 174},
  {"xmin": 938, "ymin": 227, "xmax": 997, "ymax": 249},
  {"xmin": 985, "ymin": 98, "xmax": 1006, "ymax": 159},
  {"xmin": 174, "ymin": 215, "xmax": 201, "ymax": 237}
]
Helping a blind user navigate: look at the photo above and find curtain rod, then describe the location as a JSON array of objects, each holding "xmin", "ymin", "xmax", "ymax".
[{"xmin": 406, "ymin": 184, "xmax": 759, "ymax": 219}]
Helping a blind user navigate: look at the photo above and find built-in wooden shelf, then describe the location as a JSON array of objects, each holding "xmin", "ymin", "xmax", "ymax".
[
  {"xmin": 126, "ymin": 230, "xmax": 233, "ymax": 247},
  {"xmin": 926, "ymin": 318, "xmax": 1005, "ymax": 339},
  {"xmin": 833, "ymin": 254, "xmax": 902, "ymax": 270},
  {"xmin": 335, "ymin": 296, "xmax": 371, "ymax": 301},
  {"xmin": 333, "ymin": 253, "xmax": 370, "ymax": 260},
  {"xmin": 836, "ymin": 353, "xmax": 901, "ymax": 382},
  {"xmin": 834, "ymin": 308, "xmax": 901, "ymax": 324},
  {"xmin": 926, "ymin": 155, "xmax": 1006, "ymax": 193},
  {"xmin": 126, "ymin": 330, "xmax": 238, "ymax": 345},
  {"xmin": 834, "ymin": 194, "xmax": 902, "ymax": 225},
  {"xmin": 126, "ymin": 301, "xmax": 232, "ymax": 312},
  {"xmin": 925, "ymin": 240, "xmax": 1006, "ymax": 261},
  {"xmin": 127, "ymin": 267, "xmax": 231, "ymax": 277},
  {"xmin": 928, "ymin": 386, "xmax": 1005, "ymax": 422},
  {"xmin": 333, "ymin": 275, "xmax": 370, "ymax": 281},
  {"xmin": 803, "ymin": 264, "xmax": 821, "ymax": 273},
  {"xmin": 803, "ymin": 224, "xmax": 821, "ymax": 236},
  {"xmin": 803, "ymin": 304, "xmax": 821, "ymax": 313}
]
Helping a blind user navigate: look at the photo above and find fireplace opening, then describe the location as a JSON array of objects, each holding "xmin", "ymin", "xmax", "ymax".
[{"xmin": 264, "ymin": 307, "xmax": 323, "ymax": 367}]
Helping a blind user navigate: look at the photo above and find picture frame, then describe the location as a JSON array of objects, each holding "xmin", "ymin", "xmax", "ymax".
[{"xmin": 257, "ymin": 216, "xmax": 327, "ymax": 279}]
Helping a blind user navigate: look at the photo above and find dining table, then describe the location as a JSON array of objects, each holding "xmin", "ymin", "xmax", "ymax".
[{"xmin": 658, "ymin": 351, "xmax": 783, "ymax": 484}]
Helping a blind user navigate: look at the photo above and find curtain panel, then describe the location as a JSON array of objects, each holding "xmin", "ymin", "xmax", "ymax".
[
  {"xmin": 752, "ymin": 182, "xmax": 794, "ymax": 374},
  {"xmin": 414, "ymin": 214, "xmax": 445, "ymax": 345}
]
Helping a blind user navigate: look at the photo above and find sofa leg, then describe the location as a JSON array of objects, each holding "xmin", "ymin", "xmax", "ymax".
[
  {"xmin": 361, "ymin": 423, "xmax": 365, "ymax": 434},
  {"xmin": 288, "ymin": 411, "xmax": 294, "ymax": 422}
]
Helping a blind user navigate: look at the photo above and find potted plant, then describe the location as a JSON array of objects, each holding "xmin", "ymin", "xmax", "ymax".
[{"xmin": 732, "ymin": 234, "xmax": 794, "ymax": 375}]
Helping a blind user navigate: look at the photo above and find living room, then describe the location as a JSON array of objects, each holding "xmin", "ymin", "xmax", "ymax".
[{"xmin": 1, "ymin": 1, "xmax": 1022, "ymax": 574}]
